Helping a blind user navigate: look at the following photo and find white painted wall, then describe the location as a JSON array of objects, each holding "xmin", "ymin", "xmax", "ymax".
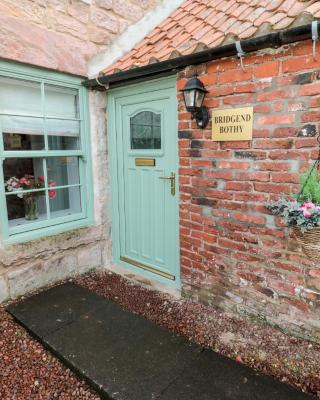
[{"xmin": 88, "ymin": 0, "xmax": 185, "ymax": 77}]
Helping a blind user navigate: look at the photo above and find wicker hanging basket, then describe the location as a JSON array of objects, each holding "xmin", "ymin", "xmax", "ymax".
[{"xmin": 293, "ymin": 226, "xmax": 320, "ymax": 262}]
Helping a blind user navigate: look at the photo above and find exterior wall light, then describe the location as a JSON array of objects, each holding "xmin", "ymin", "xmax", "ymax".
[{"xmin": 181, "ymin": 75, "xmax": 209, "ymax": 129}]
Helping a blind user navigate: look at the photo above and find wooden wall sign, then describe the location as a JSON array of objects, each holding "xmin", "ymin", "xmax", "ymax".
[{"xmin": 212, "ymin": 106, "xmax": 253, "ymax": 141}]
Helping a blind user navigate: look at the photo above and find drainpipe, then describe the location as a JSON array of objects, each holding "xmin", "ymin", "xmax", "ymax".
[{"xmin": 83, "ymin": 21, "xmax": 320, "ymax": 90}]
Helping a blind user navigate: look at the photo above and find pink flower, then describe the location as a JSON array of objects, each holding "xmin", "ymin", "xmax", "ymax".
[
  {"xmin": 302, "ymin": 201, "xmax": 315, "ymax": 208},
  {"xmin": 48, "ymin": 180, "xmax": 56, "ymax": 187},
  {"xmin": 19, "ymin": 177, "xmax": 30, "ymax": 186},
  {"xmin": 38, "ymin": 176, "xmax": 45, "ymax": 182},
  {"xmin": 303, "ymin": 209, "xmax": 312, "ymax": 218},
  {"xmin": 299, "ymin": 201, "xmax": 320, "ymax": 218},
  {"xmin": 48, "ymin": 189, "xmax": 56, "ymax": 199}
]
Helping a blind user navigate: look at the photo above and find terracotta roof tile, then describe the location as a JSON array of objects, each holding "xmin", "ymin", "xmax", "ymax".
[
  {"xmin": 266, "ymin": 0, "xmax": 284, "ymax": 12},
  {"xmin": 241, "ymin": 6, "xmax": 259, "ymax": 21},
  {"xmin": 306, "ymin": 2, "xmax": 320, "ymax": 14},
  {"xmin": 219, "ymin": 17, "xmax": 239, "ymax": 33},
  {"xmin": 281, "ymin": 0, "xmax": 299, "ymax": 13},
  {"xmin": 102, "ymin": 0, "xmax": 320, "ymax": 76},
  {"xmin": 266, "ymin": 11, "xmax": 287, "ymax": 25},
  {"xmin": 184, "ymin": 18, "xmax": 204, "ymax": 34},
  {"xmin": 233, "ymin": 4, "xmax": 251, "ymax": 19},
  {"xmin": 205, "ymin": 31, "xmax": 225, "ymax": 47},
  {"xmin": 239, "ymin": 25, "xmax": 258, "ymax": 39},
  {"xmin": 254, "ymin": 10, "xmax": 274, "ymax": 26},
  {"xmin": 192, "ymin": 24, "xmax": 214, "ymax": 42}
]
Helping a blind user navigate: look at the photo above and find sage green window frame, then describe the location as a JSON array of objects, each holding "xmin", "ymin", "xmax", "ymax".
[{"xmin": 0, "ymin": 61, "xmax": 93, "ymax": 245}]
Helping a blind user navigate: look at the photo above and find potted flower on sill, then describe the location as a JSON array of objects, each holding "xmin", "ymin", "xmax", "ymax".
[
  {"xmin": 268, "ymin": 166, "xmax": 320, "ymax": 261},
  {"xmin": 5, "ymin": 175, "xmax": 56, "ymax": 221}
]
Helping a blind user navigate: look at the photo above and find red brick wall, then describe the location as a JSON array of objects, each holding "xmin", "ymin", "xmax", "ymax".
[{"xmin": 177, "ymin": 40, "xmax": 320, "ymax": 342}]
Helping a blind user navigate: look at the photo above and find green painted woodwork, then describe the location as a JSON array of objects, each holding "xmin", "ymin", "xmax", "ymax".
[
  {"xmin": 0, "ymin": 60, "xmax": 93, "ymax": 245},
  {"xmin": 108, "ymin": 76, "xmax": 180, "ymax": 287}
]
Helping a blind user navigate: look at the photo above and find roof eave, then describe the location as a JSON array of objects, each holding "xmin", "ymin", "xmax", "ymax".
[{"xmin": 83, "ymin": 22, "xmax": 319, "ymax": 90}]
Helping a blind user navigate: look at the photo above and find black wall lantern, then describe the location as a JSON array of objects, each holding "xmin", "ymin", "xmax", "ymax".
[{"xmin": 181, "ymin": 75, "xmax": 209, "ymax": 129}]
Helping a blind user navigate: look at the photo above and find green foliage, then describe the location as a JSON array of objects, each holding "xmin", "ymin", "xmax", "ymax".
[
  {"xmin": 296, "ymin": 166, "xmax": 320, "ymax": 203},
  {"xmin": 267, "ymin": 198, "xmax": 296, "ymax": 216}
]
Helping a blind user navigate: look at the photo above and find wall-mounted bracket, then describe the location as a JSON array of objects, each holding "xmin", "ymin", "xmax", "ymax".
[
  {"xmin": 236, "ymin": 41, "xmax": 245, "ymax": 71},
  {"xmin": 312, "ymin": 21, "xmax": 318, "ymax": 61}
]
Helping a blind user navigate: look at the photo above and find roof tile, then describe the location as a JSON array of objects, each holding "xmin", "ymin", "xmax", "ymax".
[
  {"xmin": 232, "ymin": 4, "xmax": 251, "ymax": 19},
  {"xmin": 306, "ymin": 2, "xmax": 320, "ymax": 14},
  {"xmin": 184, "ymin": 18, "xmax": 204, "ymax": 34},
  {"xmin": 273, "ymin": 16, "xmax": 295, "ymax": 29},
  {"xmin": 239, "ymin": 25, "xmax": 258, "ymax": 39},
  {"xmin": 192, "ymin": 24, "xmax": 214, "ymax": 42},
  {"xmin": 247, "ymin": 7, "xmax": 268, "ymax": 23},
  {"xmin": 253, "ymin": 10, "xmax": 274, "ymax": 26},
  {"xmin": 102, "ymin": 0, "xmax": 320, "ymax": 76},
  {"xmin": 266, "ymin": 0, "xmax": 284, "ymax": 12},
  {"xmin": 266, "ymin": 11, "xmax": 287, "ymax": 25}
]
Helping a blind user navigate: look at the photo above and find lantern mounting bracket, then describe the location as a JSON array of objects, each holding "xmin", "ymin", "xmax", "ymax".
[{"xmin": 191, "ymin": 107, "xmax": 210, "ymax": 129}]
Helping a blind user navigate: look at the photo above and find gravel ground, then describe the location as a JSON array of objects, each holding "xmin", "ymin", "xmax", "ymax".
[
  {"xmin": 0, "ymin": 306, "xmax": 101, "ymax": 400},
  {"xmin": 76, "ymin": 271, "xmax": 320, "ymax": 398},
  {"xmin": 1, "ymin": 270, "xmax": 320, "ymax": 399}
]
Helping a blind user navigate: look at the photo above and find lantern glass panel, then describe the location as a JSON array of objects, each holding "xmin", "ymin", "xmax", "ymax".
[
  {"xmin": 183, "ymin": 89, "xmax": 197, "ymax": 111},
  {"xmin": 195, "ymin": 91, "xmax": 205, "ymax": 108}
]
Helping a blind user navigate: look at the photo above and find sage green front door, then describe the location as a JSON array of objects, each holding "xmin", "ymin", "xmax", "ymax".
[{"xmin": 109, "ymin": 77, "xmax": 180, "ymax": 286}]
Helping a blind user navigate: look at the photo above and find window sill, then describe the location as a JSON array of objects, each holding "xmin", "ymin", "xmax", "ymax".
[
  {"xmin": 2, "ymin": 216, "xmax": 94, "ymax": 246},
  {"xmin": 9, "ymin": 209, "xmax": 81, "ymax": 228}
]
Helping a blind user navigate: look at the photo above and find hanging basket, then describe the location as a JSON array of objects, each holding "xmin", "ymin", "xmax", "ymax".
[{"xmin": 293, "ymin": 226, "xmax": 320, "ymax": 262}]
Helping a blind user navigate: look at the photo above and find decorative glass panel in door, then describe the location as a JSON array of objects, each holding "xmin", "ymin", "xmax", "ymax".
[{"xmin": 130, "ymin": 111, "xmax": 161, "ymax": 149}]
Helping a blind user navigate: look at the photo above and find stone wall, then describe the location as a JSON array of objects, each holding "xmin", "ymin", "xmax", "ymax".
[
  {"xmin": 0, "ymin": 0, "xmax": 161, "ymax": 76},
  {"xmin": 0, "ymin": 0, "xmax": 163, "ymax": 301},
  {"xmin": 0, "ymin": 90, "xmax": 108, "ymax": 301},
  {"xmin": 177, "ymin": 39, "xmax": 320, "ymax": 342}
]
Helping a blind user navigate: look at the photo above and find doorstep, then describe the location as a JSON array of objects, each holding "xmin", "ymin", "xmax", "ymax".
[{"xmin": 7, "ymin": 283, "xmax": 313, "ymax": 400}]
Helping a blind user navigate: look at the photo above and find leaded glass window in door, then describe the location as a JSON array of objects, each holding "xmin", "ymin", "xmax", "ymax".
[{"xmin": 130, "ymin": 111, "xmax": 161, "ymax": 150}]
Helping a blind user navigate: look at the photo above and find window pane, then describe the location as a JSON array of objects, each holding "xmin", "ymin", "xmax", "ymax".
[
  {"xmin": 0, "ymin": 77, "xmax": 41, "ymax": 116},
  {"xmin": 4, "ymin": 158, "xmax": 44, "ymax": 192},
  {"xmin": 1, "ymin": 115, "xmax": 45, "ymax": 150},
  {"xmin": 49, "ymin": 186, "xmax": 82, "ymax": 217},
  {"xmin": 47, "ymin": 119, "xmax": 80, "ymax": 150},
  {"xmin": 130, "ymin": 111, "xmax": 161, "ymax": 150},
  {"xmin": 3, "ymin": 133, "xmax": 44, "ymax": 151},
  {"xmin": 6, "ymin": 191, "xmax": 47, "ymax": 227},
  {"xmin": 45, "ymin": 85, "xmax": 79, "ymax": 119},
  {"xmin": 47, "ymin": 157, "xmax": 80, "ymax": 187}
]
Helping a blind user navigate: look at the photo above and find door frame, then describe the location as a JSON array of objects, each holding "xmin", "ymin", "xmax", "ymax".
[{"xmin": 107, "ymin": 75, "xmax": 180, "ymax": 288}]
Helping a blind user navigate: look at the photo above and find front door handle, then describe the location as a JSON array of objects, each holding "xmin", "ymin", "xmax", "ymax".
[{"xmin": 159, "ymin": 172, "xmax": 176, "ymax": 196}]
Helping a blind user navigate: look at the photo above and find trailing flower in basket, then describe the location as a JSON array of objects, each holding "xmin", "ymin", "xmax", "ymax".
[
  {"xmin": 5, "ymin": 175, "xmax": 57, "ymax": 221},
  {"xmin": 268, "ymin": 166, "xmax": 320, "ymax": 261}
]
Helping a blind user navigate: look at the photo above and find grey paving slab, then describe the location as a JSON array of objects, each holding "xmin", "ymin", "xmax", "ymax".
[
  {"xmin": 7, "ymin": 282, "xmax": 104, "ymax": 337},
  {"xmin": 161, "ymin": 349, "xmax": 310, "ymax": 400},
  {"xmin": 7, "ymin": 283, "xmax": 314, "ymax": 400},
  {"xmin": 47, "ymin": 303, "xmax": 201, "ymax": 400}
]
